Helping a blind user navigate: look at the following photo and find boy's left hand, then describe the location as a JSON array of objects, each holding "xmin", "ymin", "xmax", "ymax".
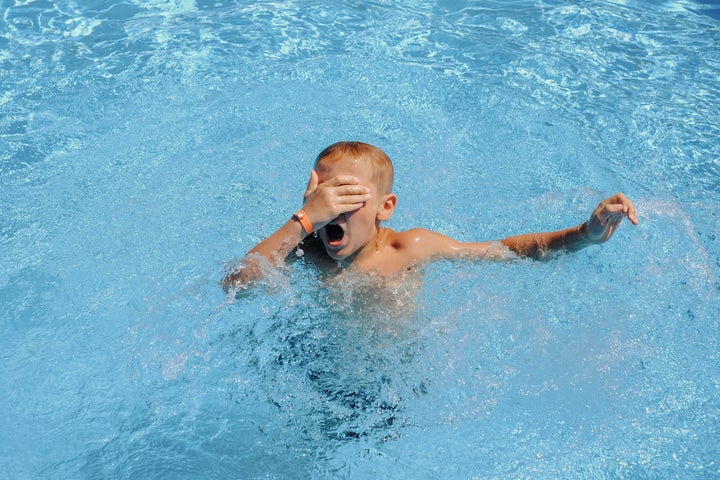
[{"xmin": 584, "ymin": 192, "xmax": 639, "ymax": 244}]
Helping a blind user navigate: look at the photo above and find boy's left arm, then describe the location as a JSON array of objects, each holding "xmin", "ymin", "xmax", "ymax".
[
  {"xmin": 396, "ymin": 192, "xmax": 638, "ymax": 266},
  {"xmin": 500, "ymin": 192, "xmax": 639, "ymax": 258}
]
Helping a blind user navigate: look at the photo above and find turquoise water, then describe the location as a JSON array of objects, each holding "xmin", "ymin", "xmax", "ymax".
[{"xmin": 2, "ymin": 0, "xmax": 719, "ymax": 478}]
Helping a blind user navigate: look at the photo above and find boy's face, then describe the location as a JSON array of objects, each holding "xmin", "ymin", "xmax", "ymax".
[{"xmin": 315, "ymin": 155, "xmax": 395, "ymax": 262}]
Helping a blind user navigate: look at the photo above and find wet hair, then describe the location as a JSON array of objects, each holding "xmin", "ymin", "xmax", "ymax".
[{"xmin": 314, "ymin": 141, "xmax": 394, "ymax": 195}]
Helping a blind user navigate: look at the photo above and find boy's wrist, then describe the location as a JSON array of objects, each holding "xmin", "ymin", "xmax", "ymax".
[
  {"xmin": 576, "ymin": 221, "xmax": 591, "ymax": 246},
  {"xmin": 292, "ymin": 209, "xmax": 314, "ymax": 236},
  {"xmin": 560, "ymin": 222, "xmax": 589, "ymax": 251},
  {"xmin": 578, "ymin": 221, "xmax": 588, "ymax": 237}
]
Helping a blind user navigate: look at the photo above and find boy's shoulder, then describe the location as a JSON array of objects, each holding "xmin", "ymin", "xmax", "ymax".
[
  {"xmin": 385, "ymin": 226, "xmax": 476, "ymax": 267},
  {"xmin": 383, "ymin": 227, "xmax": 426, "ymax": 247},
  {"xmin": 386, "ymin": 227, "xmax": 451, "ymax": 245},
  {"xmin": 383, "ymin": 227, "xmax": 457, "ymax": 260}
]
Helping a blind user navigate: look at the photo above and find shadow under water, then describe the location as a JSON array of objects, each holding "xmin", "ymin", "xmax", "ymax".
[{"xmin": 220, "ymin": 261, "xmax": 431, "ymax": 450}]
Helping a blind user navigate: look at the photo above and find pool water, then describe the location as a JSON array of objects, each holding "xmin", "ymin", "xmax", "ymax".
[{"xmin": 2, "ymin": 0, "xmax": 719, "ymax": 478}]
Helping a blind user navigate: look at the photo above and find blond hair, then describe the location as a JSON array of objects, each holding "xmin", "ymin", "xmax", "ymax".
[{"xmin": 314, "ymin": 141, "xmax": 394, "ymax": 195}]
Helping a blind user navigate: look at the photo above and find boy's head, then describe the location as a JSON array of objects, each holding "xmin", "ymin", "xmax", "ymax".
[
  {"xmin": 312, "ymin": 141, "xmax": 398, "ymax": 262},
  {"xmin": 314, "ymin": 141, "xmax": 394, "ymax": 195}
]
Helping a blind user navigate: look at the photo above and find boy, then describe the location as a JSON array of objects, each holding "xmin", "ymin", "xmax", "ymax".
[{"xmin": 223, "ymin": 141, "xmax": 638, "ymax": 290}]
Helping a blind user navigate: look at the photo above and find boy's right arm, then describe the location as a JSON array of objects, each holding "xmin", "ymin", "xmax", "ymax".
[{"xmin": 222, "ymin": 171, "xmax": 371, "ymax": 291}]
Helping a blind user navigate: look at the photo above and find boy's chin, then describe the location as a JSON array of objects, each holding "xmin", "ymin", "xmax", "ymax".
[
  {"xmin": 324, "ymin": 249, "xmax": 347, "ymax": 261},
  {"xmin": 323, "ymin": 244, "xmax": 352, "ymax": 261}
]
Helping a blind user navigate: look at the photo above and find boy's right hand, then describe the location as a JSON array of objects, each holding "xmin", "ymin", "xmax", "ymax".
[{"xmin": 300, "ymin": 170, "xmax": 371, "ymax": 230}]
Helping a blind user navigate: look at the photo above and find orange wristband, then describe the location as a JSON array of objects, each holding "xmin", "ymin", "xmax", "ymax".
[{"xmin": 293, "ymin": 209, "xmax": 314, "ymax": 235}]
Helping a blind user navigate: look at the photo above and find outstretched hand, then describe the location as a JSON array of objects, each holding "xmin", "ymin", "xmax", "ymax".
[
  {"xmin": 584, "ymin": 192, "xmax": 639, "ymax": 244},
  {"xmin": 301, "ymin": 170, "xmax": 371, "ymax": 231}
]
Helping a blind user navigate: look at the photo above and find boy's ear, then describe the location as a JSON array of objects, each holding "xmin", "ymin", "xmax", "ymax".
[{"xmin": 376, "ymin": 193, "xmax": 397, "ymax": 221}]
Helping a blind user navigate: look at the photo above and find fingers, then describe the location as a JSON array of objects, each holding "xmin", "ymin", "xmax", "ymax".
[
  {"xmin": 625, "ymin": 198, "xmax": 639, "ymax": 225},
  {"xmin": 333, "ymin": 184, "xmax": 372, "ymax": 201},
  {"xmin": 301, "ymin": 174, "xmax": 372, "ymax": 227},
  {"xmin": 321, "ymin": 185, "xmax": 372, "ymax": 217},
  {"xmin": 602, "ymin": 193, "xmax": 639, "ymax": 225},
  {"xmin": 313, "ymin": 174, "xmax": 371, "ymax": 201},
  {"xmin": 586, "ymin": 192, "xmax": 639, "ymax": 244},
  {"xmin": 304, "ymin": 172, "xmax": 369, "ymax": 208},
  {"xmin": 332, "ymin": 200, "xmax": 368, "ymax": 215},
  {"xmin": 320, "ymin": 175, "xmax": 363, "ymax": 188}
]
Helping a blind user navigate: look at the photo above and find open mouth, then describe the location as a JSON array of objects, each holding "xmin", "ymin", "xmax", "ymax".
[{"xmin": 325, "ymin": 223, "xmax": 344, "ymax": 245}]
